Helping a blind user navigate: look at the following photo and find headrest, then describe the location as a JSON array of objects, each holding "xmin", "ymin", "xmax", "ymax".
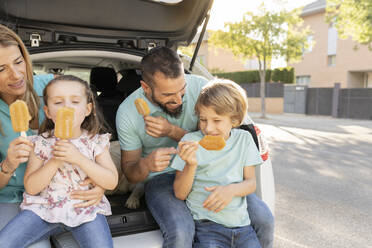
[
  {"xmin": 90, "ymin": 67, "xmax": 117, "ymax": 92},
  {"xmin": 117, "ymin": 69, "xmax": 142, "ymax": 95}
]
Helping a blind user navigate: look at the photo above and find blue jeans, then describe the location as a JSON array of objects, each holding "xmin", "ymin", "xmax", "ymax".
[
  {"xmin": 247, "ymin": 194, "xmax": 275, "ymax": 248},
  {"xmin": 145, "ymin": 173, "xmax": 274, "ymax": 248},
  {"xmin": 0, "ymin": 210, "xmax": 113, "ymax": 248},
  {"xmin": 0, "ymin": 203, "xmax": 50, "ymax": 248},
  {"xmin": 145, "ymin": 173, "xmax": 195, "ymax": 248},
  {"xmin": 194, "ymin": 220, "xmax": 261, "ymax": 248}
]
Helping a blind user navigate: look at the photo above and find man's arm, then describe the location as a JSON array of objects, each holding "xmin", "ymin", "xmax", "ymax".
[
  {"xmin": 121, "ymin": 147, "xmax": 177, "ymax": 184},
  {"xmin": 121, "ymin": 149, "xmax": 150, "ymax": 183},
  {"xmin": 168, "ymin": 124, "xmax": 188, "ymax": 141}
]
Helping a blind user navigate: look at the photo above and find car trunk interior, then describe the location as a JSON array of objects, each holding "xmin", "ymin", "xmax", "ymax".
[{"xmin": 32, "ymin": 51, "xmax": 160, "ymax": 237}]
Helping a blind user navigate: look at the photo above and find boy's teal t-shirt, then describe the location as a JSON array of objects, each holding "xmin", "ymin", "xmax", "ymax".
[
  {"xmin": 116, "ymin": 74, "xmax": 208, "ymax": 179},
  {"xmin": 171, "ymin": 129, "xmax": 263, "ymax": 228},
  {"xmin": 0, "ymin": 74, "xmax": 54, "ymax": 203}
]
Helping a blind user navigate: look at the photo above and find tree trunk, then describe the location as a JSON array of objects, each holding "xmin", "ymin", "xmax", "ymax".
[{"xmin": 260, "ymin": 70, "xmax": 266, "ymax": 118}]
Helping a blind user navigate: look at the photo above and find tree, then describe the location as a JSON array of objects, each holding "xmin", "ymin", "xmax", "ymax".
[
  {"xmin": 326, "ymin": 0, "xmax": 372, "ymax": 49},
  {"xmin": 210, "ymin": 5, "xmax": 312, "ymax": 118}
]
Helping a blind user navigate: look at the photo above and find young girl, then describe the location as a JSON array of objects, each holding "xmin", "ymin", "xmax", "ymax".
[
  {"xmin": 0, "ymin": 75, "xmax": 118, "ymax": 248},
  {"xmin": 171, "ymin": 80, "xmax": 263, "ymax": 248}
]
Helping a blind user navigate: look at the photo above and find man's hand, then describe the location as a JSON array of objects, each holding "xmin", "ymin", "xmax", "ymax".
[
  {"xmin": 145, "ymin": 147, "xmax": 177, "ymax": 172},
  {"xmin": 70, "ymin": 178, "xmax": 105, "ymax": 208},
  {"xmin": 144, "ymin": 115, "xmax": 172, "ymax": 138}
]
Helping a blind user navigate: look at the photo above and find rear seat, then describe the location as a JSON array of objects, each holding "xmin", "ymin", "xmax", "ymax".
[
  {"xmin": 116, "ymin": 69, "xmax": 142, "ymax": 99},
  {"xmin": 89, "ymin": 67, "xmax": 123, "ymax": 140}
]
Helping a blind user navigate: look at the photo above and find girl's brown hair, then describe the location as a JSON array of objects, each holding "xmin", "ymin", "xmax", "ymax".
[
  {"xmin": 195, "ymin": 79, "xmax": 248, "ymax": 127},
  {"xmin": 39, "ymin": 75, "xmax": 107, "ymax": 138},
  {"xmin": 0, "ymin": 24, "xmax": 40, "ymax": 130}
]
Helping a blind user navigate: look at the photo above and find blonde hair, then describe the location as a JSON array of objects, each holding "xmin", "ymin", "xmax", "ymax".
[
  {"xmin": 39, "ymin": 75, "xmax": 108, "ymax": 138},
  {"xmin": 0, "ymin": 24, "xmax": 40, "ymax": 130},
  {"xmin": 195, "ymin": 79, "xmax": 248, "ymax": 127}
]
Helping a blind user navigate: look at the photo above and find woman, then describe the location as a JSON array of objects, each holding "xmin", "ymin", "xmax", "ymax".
[{"xmin": 0, "ymin": 24, "xmax": 106, "ymax": 248}]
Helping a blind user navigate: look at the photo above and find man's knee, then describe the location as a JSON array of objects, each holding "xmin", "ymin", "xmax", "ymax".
[{"xmin": 247, "ymin": 194, "xmax": 274, "ymax": 230}]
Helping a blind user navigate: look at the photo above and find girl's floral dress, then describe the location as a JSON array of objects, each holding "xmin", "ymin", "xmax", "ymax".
[{"xmin": 20, "ymin": 131, "xmax": 112, "ymax": 227}]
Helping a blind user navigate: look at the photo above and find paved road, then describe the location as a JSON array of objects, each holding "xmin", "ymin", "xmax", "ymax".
[{"xmin": 251, "ymin": 114, "xmax": 372, "ymax": 248}]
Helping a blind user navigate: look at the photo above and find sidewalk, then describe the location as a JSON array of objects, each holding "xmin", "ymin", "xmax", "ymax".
[{"xmin": 249, "ymin": 113, "xmax": 372, "ymax": 134}]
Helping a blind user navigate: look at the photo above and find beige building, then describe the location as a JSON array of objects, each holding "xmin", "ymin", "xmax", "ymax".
[
  {"xmin": 292, "ymin": 0, "xmax": 372, "ymax": 88},
  {"xmin": 188, "ymin": 31, "xmax": 259, "ymax": 73}
]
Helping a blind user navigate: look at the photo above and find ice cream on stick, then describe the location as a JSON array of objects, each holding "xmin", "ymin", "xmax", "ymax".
[
  {"xmin": 9, "ymin": 100, "xmax": 31, "ymax": 137},
  {"xmin": 199, "ymin": 135, "xmax": 226, "ymax": 150},
  {"xmin": 55, "ymin": 107, "xmax": 75, "ymax": 139},
  {"xmin": 134, "ymin": 98, "xmax": 150, "ymax": 116}
]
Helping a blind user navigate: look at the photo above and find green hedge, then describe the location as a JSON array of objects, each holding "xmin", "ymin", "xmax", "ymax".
[{"xmin": 213, "ymin": 67, "xmax": 294, "ymax": 84}]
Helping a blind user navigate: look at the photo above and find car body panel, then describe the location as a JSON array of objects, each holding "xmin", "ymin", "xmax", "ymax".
[{"xmin": 0, "ymin": 0, "xmax": 213, "ymax": 49}]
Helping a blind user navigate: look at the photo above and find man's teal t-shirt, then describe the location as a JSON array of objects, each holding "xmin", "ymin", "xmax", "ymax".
[
  {"xmin": 171, "ymin": 129, "xmax": 263, "ymax": 228},
  {"xmin": 116, "ymin": 74, "xmax": 208, "ymax": 179},
  {"xmin": 0, "ymin": 74, "xmax": 54, "ymax": 203}
]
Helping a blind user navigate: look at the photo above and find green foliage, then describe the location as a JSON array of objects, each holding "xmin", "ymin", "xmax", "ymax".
[
  {"xmin": 326, "ymin": 0, "xmax": 372, "ymax": 49},
  {"xmin": 213, "ymin": 67, "xmax": 294, "ymax": 84},
  {"xmin": 209, "ymin": 5, "xmax": 312, "ymax": 68},
  {"xmin": 209, "ymin": 4, "xmax": 309, "ymax": 117},
  {"xmin": 213, "ymin": 71, "xmax": 260, "ymax": 84},
  {"xmin": 209, "ymin": 68, "xmax": 226, "ymax": 74},
  {"xmin": 272, "ymin": 67, "xmax": 294, "ymax": 84}
]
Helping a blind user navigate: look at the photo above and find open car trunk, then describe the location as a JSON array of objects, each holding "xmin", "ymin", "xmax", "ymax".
[{"xmin": 0, "ymin": 0, "xmax": 213, "ymax": 51}]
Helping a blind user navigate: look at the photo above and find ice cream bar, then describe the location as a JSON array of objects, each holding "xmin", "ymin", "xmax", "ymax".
[
  {"xmin": 199, "ymin": 135, "xmax": 226, "ymax": 150},
  {"xmin": 134, "ymin": 98, "xmax": 150, "ymax": 116},
  {"xmin": 55, "ymin": 107, "xmax": 75, "ymax": 139},
  {"xmin": 9, "ymin": 100, "xmax": 31, "ymax": 137}
]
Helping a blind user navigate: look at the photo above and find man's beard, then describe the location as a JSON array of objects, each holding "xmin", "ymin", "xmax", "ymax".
[{"xmin": 151, "ymin": 95, "xmax": 183, "ymax": 118}]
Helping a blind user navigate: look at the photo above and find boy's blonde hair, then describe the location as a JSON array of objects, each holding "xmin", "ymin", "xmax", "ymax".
[{"xmin": 195, "ymin": 79, "xmax": 248, "ymax": 127}]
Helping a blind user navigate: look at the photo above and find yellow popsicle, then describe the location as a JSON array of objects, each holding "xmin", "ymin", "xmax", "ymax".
[
  {"xmin": 134, "ymin": 98, "xmax": 150, "ymax": 116},
  {"xmin": 9, "ymin": 100, "xmax": 31, "ymax": 137},
  {"xmin": 55, "ymin": 107, "xmax": 75, "ymax": 139}
]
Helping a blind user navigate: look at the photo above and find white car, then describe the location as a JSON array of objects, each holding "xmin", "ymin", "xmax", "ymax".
[{"xmin": 0, "ymin": 1, "xmax": 275, "ymax": 247}]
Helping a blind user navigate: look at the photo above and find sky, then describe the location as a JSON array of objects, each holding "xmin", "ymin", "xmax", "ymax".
[{"xmin": 208, "ymin": 0, "xmax": 317, "ymax": 30}]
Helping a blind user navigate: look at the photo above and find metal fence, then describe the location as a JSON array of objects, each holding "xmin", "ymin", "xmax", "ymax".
[
  {"xmin": 306, "ymin": 88, "xmax": 333, "ymax": 116},
  {"xmin": 283, "ymin": 84, "xmax": 372, "ymax": 120},
  {"xmin": 338, "ymin": 89, "xmax": 372, "ymax": 120},
  {"xmin": 284, "ymin": 85, "xmax": 307, "ymax": 114}
]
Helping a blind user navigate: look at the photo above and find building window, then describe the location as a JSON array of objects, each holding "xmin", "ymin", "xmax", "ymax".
[
  {"xmin": 296, "ymin": 75, "xmax": 310, "ymax": 86},
  {"xmin": 304, "ymin": 35, "xmax": 314, "ymax": 53},
  {"xmin": 328, "ymin": 26, "xmax": 338, "ymax": 55},
  {"xmin": 328, "ymin": 55, "xmax": 336, "ymax": 66}
]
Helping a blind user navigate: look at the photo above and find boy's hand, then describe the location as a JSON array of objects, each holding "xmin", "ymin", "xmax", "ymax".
[
  {"xmin": 178, "ymin": 141, "xmax": 198, "ymax": 167},
  {"xmin": 203, "ymin": 185, "xmax": 234, "ymax": 213},
  {"xmin": 52, "ymin": 140, "xmax": 84, "ymax": 165}
]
